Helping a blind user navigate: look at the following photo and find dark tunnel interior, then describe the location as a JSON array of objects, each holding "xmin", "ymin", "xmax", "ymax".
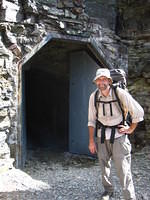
[
  {"xmin": 25, "ymin": 68, "xmax": 69, "ymax": 151},
  {"xmin": 23, "ymin": 40, "xmax": 75, "ymax": 152}
]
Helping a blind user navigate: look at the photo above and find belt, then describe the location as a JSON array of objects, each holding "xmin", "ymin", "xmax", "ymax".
[{"xmin": 96, "ymin": 120, "xmax": 122, "ymax": 144}]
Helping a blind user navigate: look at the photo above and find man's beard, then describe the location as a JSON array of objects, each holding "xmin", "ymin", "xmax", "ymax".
[{"xmin": 98, "ymin": 83, "xmax": 109, "ymax": 91}]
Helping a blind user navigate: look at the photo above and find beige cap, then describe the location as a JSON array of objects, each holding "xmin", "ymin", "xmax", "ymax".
[{"xmin": 93, "ymin": 68, "xmax": 112, "ymax": 82}]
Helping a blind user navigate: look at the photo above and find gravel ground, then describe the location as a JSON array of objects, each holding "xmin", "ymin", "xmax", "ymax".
[{"xmin": 0, "ymin": 146, "xmax": 150, "ymax": 200}]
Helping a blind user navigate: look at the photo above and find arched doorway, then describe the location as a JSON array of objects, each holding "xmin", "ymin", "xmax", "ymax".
[{"xmin": 19, "ymin": 34, "xmax": 105, "ymax": 167}]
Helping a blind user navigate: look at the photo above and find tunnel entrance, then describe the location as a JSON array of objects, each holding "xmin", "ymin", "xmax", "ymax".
[
  {"xmin": 22, "ymin": 40, "xmax": 71, "ymax": 154},
  {"xmin": 19, "ymin": 34, "xmax": 105, "ymax": 167}
]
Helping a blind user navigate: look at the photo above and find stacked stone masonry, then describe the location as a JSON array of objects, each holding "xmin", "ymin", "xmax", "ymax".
[{"xmin": 117, "ymin": 0, "xmax": 150, "ymax": 145}]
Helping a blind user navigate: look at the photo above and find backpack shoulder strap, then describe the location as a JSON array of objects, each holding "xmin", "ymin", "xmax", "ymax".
[
  {"xmin": 112, "ymin": 85, "xmax": 125, "ymax": 125},
  {"xmin": 94, "ymin": 89, "xmax": 99, "ymax": 118}
]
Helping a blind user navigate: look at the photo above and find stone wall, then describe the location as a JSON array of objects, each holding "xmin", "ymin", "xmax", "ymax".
[
  {"xmin": 116, "ymin": 0, "xmax": 150, "ymax": 146},
  {"xmin": 85, "ymin": 0, "xmax": 117, "ymax": 30},
  {"xmin": 0, "ymin": 0, "xmax": 148, "ymax": 168},
  {"xmin": 0, "ymin": 41, "xmax": 15, "ymax": 171}
]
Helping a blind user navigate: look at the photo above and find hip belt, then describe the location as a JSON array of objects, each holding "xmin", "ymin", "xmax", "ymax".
[{"xmin": 95, "ymin": 120, "xmax": 122, "ymax": 144}]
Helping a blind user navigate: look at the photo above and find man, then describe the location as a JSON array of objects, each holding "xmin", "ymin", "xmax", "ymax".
[{"xmin": 88, "ymin": 68, "xmax": 144, "ymax": 200}]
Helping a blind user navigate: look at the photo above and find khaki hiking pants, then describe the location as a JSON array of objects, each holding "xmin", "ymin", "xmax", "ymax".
[{"xmin": 97, "ymin": 135, "xmax": 136, "ymax": 200}]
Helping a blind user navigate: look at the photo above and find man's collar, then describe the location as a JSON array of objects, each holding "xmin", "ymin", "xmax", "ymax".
[{"xmin": 98, "ymin": 87, "xmax": 112, "ymax": 98}]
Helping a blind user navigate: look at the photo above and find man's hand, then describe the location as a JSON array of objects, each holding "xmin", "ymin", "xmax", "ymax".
[
  {"xmin": 88, "ymin": 126, "xmax": 97, "ymax": 154},
  {"xmin": 89, "ymin": 141, "xmax": 97, "ymax": 154},
  {"xmin": 118, "ymin": 123, "xmax": 137, "ymax": 134}
]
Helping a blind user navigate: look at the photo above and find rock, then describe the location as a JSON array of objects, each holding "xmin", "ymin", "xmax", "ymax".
[
  {"xmin": 0, "ymin": 142, "xmax": 10, "ymax": 159},
  {"xmin": 11, "ymin": 25, "xmax": 25, "ymax": 34},
  {"xmin": 0, "ymin": 41, "xmax": 10, "ymax": 57},
  {"xmin": 1, "ymin": 1, "xmax": 22, "ymax": 22},
  {"xmin": 23, "ymin": 0, "xmax": 38, "ymax": 14},
  {"xmin": 0, "ymin": 158, "xmax": 14, "ymax": 173},
  {"xmin": 23, "ymin": 17, "xmax": 35, "ymax": 24},
  {"xmin": 85, "ymin": 0, "xmax": 117, "ymax": 31},
  {"xmin": 0, "ymin": 131, "xmax": 7, "ymax": 144},
  {"xmin": 8, "ymin": 44, "xmax": 22, "ymax": 58},
  {"xmin": 0, "ymin": 116, "xmax": 10, "ymax": 131},
  {"xmin": 61, "ymin": 0, "xmax": 74, "ymax": 8},
  {"xmin": 0, "ymin": 168, "xmax": 50, "ymax": 192},
  {"xmin": 0, "ymin": 58, "xmax": 4, "ymax": 68},
  {"xmin": 30, "ymin": 24, "xmax": 46, "ymax": 36},
  {"xmin": 0, "ymin": 109, "xmax": 8, "ymax": 118},
  {"xmin": 24, "ymin": 45, "xmax": 32, "ymax": 53},
  {"xmin": 64, "ymin": 9, "xmax": 77, "ymax": 18},
  {"xmin": 47, "ymin": 7, "xmax": 64, "ymax": 16}
]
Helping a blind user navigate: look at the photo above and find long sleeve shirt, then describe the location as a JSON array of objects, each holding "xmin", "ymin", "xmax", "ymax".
[{"xmin": 88, "ymin": 87, "xmax": 144, "ymax": 140}]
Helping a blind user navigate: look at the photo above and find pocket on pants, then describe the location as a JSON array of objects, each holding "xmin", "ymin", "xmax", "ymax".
[{"xmin": 119, "ymin": 135, "xmax": 131, "ymax": 156}]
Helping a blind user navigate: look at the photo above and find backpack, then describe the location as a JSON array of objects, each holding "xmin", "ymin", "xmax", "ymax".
[
  {"xmin": 110, "ymin": 68, "xmax": 127, "ymax": 89},
  {"xmin": 94, "ymin": 69, "xmax": 131, "ymax": 143},
  {"xmin": 110, "ymin": 69, "xmax": 132, "ymax": 126}
]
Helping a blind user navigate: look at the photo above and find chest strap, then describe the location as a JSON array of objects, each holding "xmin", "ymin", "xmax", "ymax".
[{"xmin": 96, "ymin": 99, "xmax": 118, "ymax": 116}]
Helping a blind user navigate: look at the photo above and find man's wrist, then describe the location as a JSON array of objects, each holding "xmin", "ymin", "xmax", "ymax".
[
  {"xmin": 89, "ymin": 139, "xmax": 95, "ymax": 144},
  {"xmin": 128, "ymin": 123, "xmax": 137, "ymax": 134}
]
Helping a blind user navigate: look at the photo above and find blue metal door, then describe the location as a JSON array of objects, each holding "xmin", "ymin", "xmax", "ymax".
[{"xmin": 69, "ymin": 51, "xmax": 98, "ymax": 155}]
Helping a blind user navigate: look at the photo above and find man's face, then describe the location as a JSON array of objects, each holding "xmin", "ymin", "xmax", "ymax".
[{"xmin": 95, "ymin": 76, "xmax": 110, "ymax": 91}]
